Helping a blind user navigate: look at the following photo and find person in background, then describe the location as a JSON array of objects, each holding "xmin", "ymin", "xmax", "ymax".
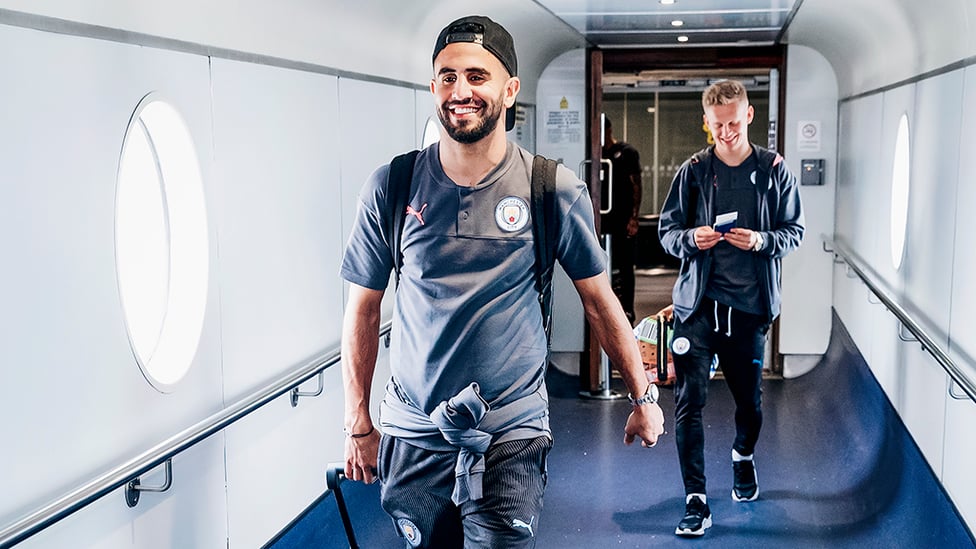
[
  {"xmin": 601, "ymin": 117, "xmax": 643, "ymax": 324},
  {"xmin": 658, "ymin": 79, "xmax": 804, "ymax": 537},
  {"xmin": 339, "ymin": 15, "xmax": 665, "ymax": 548}
]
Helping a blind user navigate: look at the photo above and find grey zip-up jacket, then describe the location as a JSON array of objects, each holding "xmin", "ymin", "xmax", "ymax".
[{"xmin": 658, "ymin": 145, "xmax": 804, "ymax": 323}]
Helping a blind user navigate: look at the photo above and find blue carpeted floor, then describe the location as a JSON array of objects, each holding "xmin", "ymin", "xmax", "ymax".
[{"xmin": 270, "ymin": 311, "xmax": 975, "ymax": 548}]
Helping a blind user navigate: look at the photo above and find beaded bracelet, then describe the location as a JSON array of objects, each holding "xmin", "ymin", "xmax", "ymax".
[{"xmin": 343, "ymin": 425, "xmax": 375, "ymax": 439}]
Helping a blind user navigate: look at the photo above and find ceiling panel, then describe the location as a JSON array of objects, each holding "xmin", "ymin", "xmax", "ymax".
[{"xmin": 537, "ymin": 0, "xmax": 800, "ymax": 48}]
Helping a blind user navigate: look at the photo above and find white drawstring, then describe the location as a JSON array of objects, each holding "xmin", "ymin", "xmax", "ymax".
[
  {"xmin": 712, "ymin": 301, "xmax": 733, "ymax": 336},
  {"xmin": 713, "ymin": 301, "xmax": 720, "ymax": 333}
]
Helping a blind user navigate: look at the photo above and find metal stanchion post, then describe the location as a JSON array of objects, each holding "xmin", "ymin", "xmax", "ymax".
[{"xmin": 579, "ymin": 233, "xmax": 625, "ymax": 401}]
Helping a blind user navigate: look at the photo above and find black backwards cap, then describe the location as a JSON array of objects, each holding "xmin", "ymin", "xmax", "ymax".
[
  {"xmin": 432, "ymin": 15, "xmax": 518, "ymax": 131},
  {"xmin": 433, "ymin": 15, "xmax": 517, "ymax": 77}
]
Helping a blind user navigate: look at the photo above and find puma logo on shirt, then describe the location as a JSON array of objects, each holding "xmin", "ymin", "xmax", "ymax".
[{"xmin": 406, "ymin": 203, "xmax": 427, "ymax": 226}]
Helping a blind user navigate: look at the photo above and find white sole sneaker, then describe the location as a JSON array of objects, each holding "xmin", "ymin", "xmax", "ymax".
[
  {"xmin": 732, "ymin": 487, "xmax": 759, "ymax": 502},
  {"xmin": 732, "ymin": 461, "xmax": 759, "ymax": 502},
  {"xmin": 675, "ymin": 515, "xmax": 712, "ymax": 536}
]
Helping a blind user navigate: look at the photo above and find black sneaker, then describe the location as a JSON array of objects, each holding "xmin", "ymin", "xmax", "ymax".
[
  {"xmin": 732, "ymin": 459, "xmax": 759, "ymax": 502},
  {"xmin": 675, "ymin": 495, "xmax": 712, "ymax": 537}
]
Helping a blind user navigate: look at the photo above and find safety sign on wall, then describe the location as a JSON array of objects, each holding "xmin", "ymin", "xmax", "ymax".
[
  {"xmin": 797, "ymin": 120, "xmax": 821, "ymax": 152},
  {"xmin": 545, "ymin": 95, "xmax": 583, "ymax": 145}
]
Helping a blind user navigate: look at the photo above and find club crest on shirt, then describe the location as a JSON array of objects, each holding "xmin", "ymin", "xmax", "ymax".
[{"xmin": 495, "ymin": 196, "xmax": 530, "ymax": 232}]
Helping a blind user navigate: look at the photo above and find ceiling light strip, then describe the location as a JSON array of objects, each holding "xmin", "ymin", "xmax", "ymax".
[
  {"xmin": 584, "ymin": 27, "xmax": 780, "ymax": 35},
  {"xmin": 558, "ymin": 9, "xmax": 791, "ymax": 17}
]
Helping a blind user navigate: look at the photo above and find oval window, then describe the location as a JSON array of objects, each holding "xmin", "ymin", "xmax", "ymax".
[
  {"xmin": 890, "ymin": 113, "xmax": 910, "ymax": 270},
  {"xmin": 116, "ymin": 96, "xmax": 209, "ymax": 392}
]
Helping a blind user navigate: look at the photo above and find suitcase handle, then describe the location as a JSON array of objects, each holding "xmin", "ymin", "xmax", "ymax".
[
  {"xmin": 326, "ymin": 463, "xmax": 359, "ymax": 549},
  {"xmin": 655, "ymin": 315, "xmax": 670, "ymax": 383}
]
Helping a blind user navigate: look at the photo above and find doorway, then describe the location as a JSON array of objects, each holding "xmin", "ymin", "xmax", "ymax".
[
  {"xmin": 603, "ymin": 76, "xmax": 772, "ymax": 324},
  {"xmin": 581, "ymin": 46, "xmax": 787, "ymax": 385}
]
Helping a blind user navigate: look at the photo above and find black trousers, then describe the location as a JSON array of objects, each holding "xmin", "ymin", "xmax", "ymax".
[
  {"xmin": 378, "ymin": 434, "xmax": 551, "ymax": 548},
  {"xmin": 608, "ymin": 232, "xmax": 636, "ymax": 319},
  {"xmin": 671, "ymin": 298, "xmax": 770, "ymax": 495}
]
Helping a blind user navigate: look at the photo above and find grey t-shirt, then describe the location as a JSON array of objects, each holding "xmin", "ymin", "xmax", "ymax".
[{"xmin": 341, "ymin": 142, "xmax": 606, "ymax": 414}]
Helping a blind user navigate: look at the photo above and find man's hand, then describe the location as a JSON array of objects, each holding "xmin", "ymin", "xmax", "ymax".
[
  {"xmin": 344, "ymin": 428, "xmax": 380, "ymax": 484},
  {"xmin": 693, "ymin": 225, "xmax": 723, "ymax": 250},
  {"xmin": 623, "ymin": 402, "xmax": 666, "ymax": 448},
  {"xmin": 655, "ymin": 304, "xmax": 674, "ymax": 321},
  {"xmin": 570, "ymin": 274, "xmax": 667, "ymax": 449},
  {"xmin": 723, "ymin": 227, "xmax": 758, "ymax": 251},
  {"xmin": 626, "ymin": 217, "xmax": 640, "ymax": 238}
]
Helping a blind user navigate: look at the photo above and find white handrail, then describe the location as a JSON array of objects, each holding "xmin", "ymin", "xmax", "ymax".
[
  {"xmin": 0, "ymin": 321, "xmax": 392, "ymax": 548},
  {"xmin": 824, "ymin": 236, "xmax": 976, "ymax": 403}
]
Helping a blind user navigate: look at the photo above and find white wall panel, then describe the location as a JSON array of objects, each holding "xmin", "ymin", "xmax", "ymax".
[
  {"xmin": 831, "ymin": 272, "xmax": 876, "ymax": 367},
  {"xmin": 902, "ymin": 71, "xmax": 962, "ymax": 337},
  {"xmin": 211, "ymin": 59, "xmax": 343, "ymax": 396},
  {"xmin": 834, "ymin": 96, "xmax": 883, "ymax": 267},
  {"xmin": 860, "ymin": 85, "xmax": 916, "ymax": 408},
  {"xmin": 832, "ymin": 97, "xmax": 882, "ymax": 354},
  {"xmin": 948, "ymin": 67, "xmax": 976, "ymax": 386},
  {"xmin": 893, "ymin": 71, "xmax": 964, "ymax": 473},
  {"xmin": 12, "ymin": 438, "xmax": 227, "ymax": 549},
  {"xmin": 943, "ymin": 387, "xmax": 976, "ymax": 530},
  {"xmin": 832, "ymin": 54, "xmax": 975, "ymax": 537},
  {"xmin": 899, "ymin": 345, "xmax": 948, "ymax": 474},
  {"xmin": 337, "ymin": 78, "xmax": 417, "ymax": 321},
  {"xmin": 0, "ymin": 24, "xmax": 226, "ymax": 547},
  {"xmin": 209, "ymin": 58, "xmax": 346, "ymax": 546},
  {"xmin": 780, "ymin": 45, "xmax": 837, "ymax": 363},
  {"xmin": 336, "ymin": 78, "xmax": 417, "ymax": 229},
  {"xmin": 867, "ymin": 303, "xmax": 901, "ymax": 400},
  {"xmin": 223, "ymin": 337, "xmax": 394, "ymax": 547},
  {"xmin": 832, "ymin": 88, "xmax": 913, "ymax": 398},
  {"xmin": 943, "ymin": 66, "xmax": 976, "ymax": 527},
  {"xmin": 223, "ymin": 374, "xmax": 343, "ymax": 547}
]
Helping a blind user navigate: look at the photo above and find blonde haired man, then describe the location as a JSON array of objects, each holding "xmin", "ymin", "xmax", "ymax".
[{"xmin": 658, "ymin": 79, "xmax": 804, "ymax": 536}]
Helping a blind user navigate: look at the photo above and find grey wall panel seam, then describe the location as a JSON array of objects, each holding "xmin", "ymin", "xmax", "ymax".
[
  {"xmin": 0, "ymin": 8, "xmax": 428, "ymax": 92},
  {"xmin": 840, "ymin": 55, "xmax": 976, "ymax": 104}
]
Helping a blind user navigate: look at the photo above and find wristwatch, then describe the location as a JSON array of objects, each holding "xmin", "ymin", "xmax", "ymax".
[
  {"xmin": 629, "ymin": 383, "xmax": 659, "ymax": 407},
  {"xmin": 753, "ymin": 231, "xmax": 765, "ymax": 252}
]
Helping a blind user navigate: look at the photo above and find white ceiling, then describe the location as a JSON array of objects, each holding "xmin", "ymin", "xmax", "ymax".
[
  {"xmin": 5, "ymin": 0, "xmax": 974, "ymax": 99},
  {"xmin": 532, "ymin": 0, "xmax": 976, "ymax": 97},
  {"xmin": 536, "ymin": 0, "xmax": 801, "ymax": 48}
]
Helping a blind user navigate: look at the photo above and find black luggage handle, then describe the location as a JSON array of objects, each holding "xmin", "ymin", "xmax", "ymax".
[
  {"xmin": 656, "ymin": 315, "xmax": 670, "ymax": 383},
  {"xmin": 326, "ymin": 463, "xmax": 359, "ymax": 549}
]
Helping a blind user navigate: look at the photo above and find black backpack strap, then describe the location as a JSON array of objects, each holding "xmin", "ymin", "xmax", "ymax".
[
  {"xmin": 531, "ymin": 155, "xmax": 559, "ymax": 344},
  {"xmin": 388, "ymin": 150, "xmax": 420, "ymax": 288}
]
